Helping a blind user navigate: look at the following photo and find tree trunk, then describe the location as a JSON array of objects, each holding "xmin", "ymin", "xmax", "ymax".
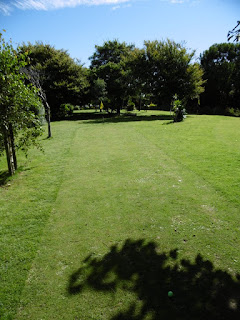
[
  {"xmin": 9, "ymin": 124, "xmax": 17, "ymax": 170},
  {"xmin": 44, "ymin": 101, "xmax": 52, "ymax": 138},
  {"xmin": 3, "ymin": 126, "xmax": 16, "ymax": 176},
  {"xmin": 139, "ymin": 95, "xmax": 142, "ymax": 111}
]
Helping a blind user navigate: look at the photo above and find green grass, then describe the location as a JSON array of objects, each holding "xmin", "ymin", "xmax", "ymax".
[{"xmin": 0, "ymin": 110, "xmax": 239, "ymax": 319}]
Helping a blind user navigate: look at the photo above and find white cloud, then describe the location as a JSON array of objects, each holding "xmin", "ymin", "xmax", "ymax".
[
  {"xmin": 161, "ymin": 0, "xmax": 201, "ymax": 4},
  {"xmin": 0, "ymin": 2, "xmax": 13, "ymax": 15},
  {"xmin": 111, "ymin": 2, "xmax": 131, "ymax": 10},
  {"xmin": 0, "ymin": 0, "xmax": 131, "ymax": 14},
  {"xmin": 170, "ymin": 0, "xmax": 184, "ymax": 3},
  {"xmin": 111, "ymin": 5, "xmax": 121, "ymax": 10}
]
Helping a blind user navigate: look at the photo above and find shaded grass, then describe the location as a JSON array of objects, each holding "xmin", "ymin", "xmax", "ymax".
[
  {"xmin": 68, "ymin": 239, "xmax": 240, "ymax": 320},
  {"xmin": 0, "ymin": 171, "xmax": 10, "ymax": 186},
  {"xmin": 69, "ymin": 110, "xmax": 173, "ymax": 123},
  {"xmin": 0, "ymin": 111, "xmax": 239, "ymax": 319}
]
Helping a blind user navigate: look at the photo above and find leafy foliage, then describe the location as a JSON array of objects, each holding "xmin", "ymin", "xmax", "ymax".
[
  {"xmin": 90, "ymin": 40, "xmax": 135, "ymax": 114},
  {"xmin": 0, "ymin": 31, "xmax": 43, "ymax": 174},
  {"xmin": 172, "ymin": 97, "xmax": 187, "ymax": 122},
  {"xmin": 143, "ymin": 40, "xmax": 205, "ymax": 108},
  {"xmin": 200, "ymin": 42, "xmax": 240, "ymax": 114},
  {"xmin": 91, "ymin": 77, "xmax": 107, "ymax": 106},
  {"xmin": 58, "ymin": 103, "xmax": 74, "ymax": 119},
  {"xmin": 127, "ymin": 97, "xmax": 135, "ymax": 111},
  {"xmin": 19, "ymin": 42, "xmax": 89, "ymax": 120},
  {"xmin": 89, "ymin": 39, "xmax": 204, "ymax": 114}
]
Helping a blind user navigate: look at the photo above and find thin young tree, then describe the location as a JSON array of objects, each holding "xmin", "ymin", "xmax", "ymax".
[
  {"xmin": 22, "ymin": 66, "xmax": 52, "ymax": 138},
  {"xmin": 0, "ymin": 31, "xmax": 43, "ymax": 175}
]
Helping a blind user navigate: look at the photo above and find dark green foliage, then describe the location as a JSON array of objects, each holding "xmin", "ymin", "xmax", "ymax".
[
  {"xmin": 126, "ymin": 98, "xmax": 135, "ymax": 111},
  {"xmin": 90, "ymin": 40, "xmax": 135, "ymax": 114},
  {"xmin": 0, "ymin": 32, "xmax": 43, "ymax": 175},
  {"xmin": 58, "ymin": 103, "xmax": 74, "ymax": 119},
  {"xmin": 200, "ymin": 42, "xmax": 240, "ymax": 114},
  {"xmin": 143, "ymin": 40, "xmax": 205, "ymax": 109},
  {"xmin": 19, "ymin": 42, "xmax": 89, "ymax": 120},
  {"xmin": 90, "ymin": 78, "xmax": 107, "ymax": 106},
  {"xmin": 89, "ymin": 40, "xmax": 204, "ymax": 114},
  {"xmin": 122, "ymin": 40, "xmax": 205, "ymax": 112}
]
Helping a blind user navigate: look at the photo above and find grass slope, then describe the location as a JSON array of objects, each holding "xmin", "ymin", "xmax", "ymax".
[{"xmin": 0, "ymin": 111, "xmax": 239, "ymax": 319}]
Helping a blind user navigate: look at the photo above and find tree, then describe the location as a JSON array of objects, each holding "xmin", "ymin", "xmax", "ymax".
[
  {"xmin": 122, "ymin": 47, "xmax": 148, "ymax": 110},
  {"xmin": 0, "ymin": 32, "xmax": 43, "ymax": 175},
  {"xmin": 89, "ymin": 40, "xmax": 135, "ymax": 114},
  {"xmin": 228, "ymin": 21, "xmax": 240, "ymax": 42},
  {"xmin": 19, "ymin": 42, "xmax": 89, "ymax": 120},
  {"xmin": 142, "ymin": 40, "xmax": 205, "ymax": 109},
  {"xmin": 22, "ymin": 66, "xmax": 52, "ymax": 138},
  {"xmin": 200, "ymin": 43, "xmax": 240, "ymax": 114},
  {"xmin": 91, "ymin": 78, "xmax": 107, "ymax": 108}
]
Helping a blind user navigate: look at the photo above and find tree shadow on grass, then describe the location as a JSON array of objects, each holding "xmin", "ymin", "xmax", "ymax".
[
  {"xmin": 0, "ymin": 170, "xmax": 10, "ymax": 186},
  {"xmin": 68, "ymin": 112, "xmax": 173, "ymax": 124},
  {"xmin": 67, "ymin": 239, "xmax": 240, "ymax": 320},
  {"xmin": 0, "ymin": 166, "xmax": 32, "ymax": 187}
]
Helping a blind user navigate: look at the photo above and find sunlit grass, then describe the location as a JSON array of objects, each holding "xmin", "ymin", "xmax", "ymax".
[{"xmin": 0, "ymin": 111, "xmax": 239, "ymax": 319}]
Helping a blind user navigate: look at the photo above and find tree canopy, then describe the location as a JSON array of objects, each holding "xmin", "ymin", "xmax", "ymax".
[
  {"xmin": 142, "ymin": 40, "xmax": 204, "ymax": 108},
  {"xmin": 90, "ymin": 40, "xmax": 135, "ymax": 114},
  {"xmin": 200, "ymin": 42, "xmax": 240, "ymax": 114},
  {"xmin": 0, "ymin": 32, "xmax": 43, "ymax": 175},
  {"xmin": 89, "ymin": 39, "xmax": 205, "ymax": 113},
  {"xmin": 19, "ymin": 42, "xmax": 89, "ymax": 120}
]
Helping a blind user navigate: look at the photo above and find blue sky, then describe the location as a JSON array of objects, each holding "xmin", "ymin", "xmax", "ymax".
[{"xmin": 0, "ymin": 0, "xmax": 239, "ymax": 66}]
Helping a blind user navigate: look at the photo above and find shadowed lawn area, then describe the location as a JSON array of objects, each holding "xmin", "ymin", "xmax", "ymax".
[{"xmin": 0, "ymin": 111, "xmax": 239, "ymax": 319}]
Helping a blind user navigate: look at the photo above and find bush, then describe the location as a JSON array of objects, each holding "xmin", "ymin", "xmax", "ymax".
[
  {"xmin": 173, "ymin": 99, "xmax": 187, "ymax": 122},
  {"xmin": 148, "ymin": 102, "xmax": 157, "ymax": 110},
  {"xmin": 57, "ymin": 103, "xmax": 74, "ymax": 119},
  {"xmin": 225, "ymin": 107, "xmax": 240, "ymax": 117},
  {"xmin": 127, "ymin": 98, "xmax": 135, "ymax": 111}
]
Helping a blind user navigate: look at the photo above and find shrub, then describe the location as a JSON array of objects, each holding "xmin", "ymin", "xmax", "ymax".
[
  {"xmin": 127, "ymin": 98, "xmax": 135, "ymax": 111},
  {"xmin": 148, "ymin": 102, "xmax": 157, "ymax": 110},
  {"xmin": 57, "ymin": 103, "xmax": 74, "ymax": 119},
  {"xmin": 225, "ymin": 107, "xmax": 240, "ymax": 117},
  {"xmin": 173, "ymin": 99, "xmax": 187, "ymax": 122}
]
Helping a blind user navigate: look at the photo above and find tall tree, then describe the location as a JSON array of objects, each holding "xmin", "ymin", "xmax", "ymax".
[
  {"xmin": 142, "ymin": 40, "xmax": 205, "ymax": 109},
  {"xmin": 200, "ymin": 43, "xmax": 240, "ymax": 114},
  {"xmin": 91, "ymin": 78, "xmax": 107, "ymax": 108},
  {"xmin": 0, "ymin": 32, "xmax": 43, "ymax": 175},
  {"xmin": 19, "ymin": 42, "xmax": 89, "ymax": 120},
  {"xmin": 123, "ymin": 47, "xmax": 148, "ymax": 110},
  {"xmin": 90, "ymin": 40, "xmax": 135, "ymax": 114}
]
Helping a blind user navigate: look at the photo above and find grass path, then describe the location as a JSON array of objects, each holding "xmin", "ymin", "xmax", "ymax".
[
  {"xmin": 12, "ymin": 113, "xmax": 240, "ymax": 319},
  {"xmin": 0, "ymin": 122, "xmax": 78, "ymax": 319}
]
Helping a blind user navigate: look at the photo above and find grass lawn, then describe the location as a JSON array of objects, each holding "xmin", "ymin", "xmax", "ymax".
[{"xmin": 0, "ymin": 110, "xmax": 240, "ymax": 319}]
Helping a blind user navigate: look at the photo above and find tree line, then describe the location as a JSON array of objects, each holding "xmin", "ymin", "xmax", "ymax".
[
  {"xmin": 1, "ymin": 29, "xmax": 240, "ymax": 175},
  {"xmin": 17, "ymin": 38, "xmax": 240, "ymax": 118}
]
